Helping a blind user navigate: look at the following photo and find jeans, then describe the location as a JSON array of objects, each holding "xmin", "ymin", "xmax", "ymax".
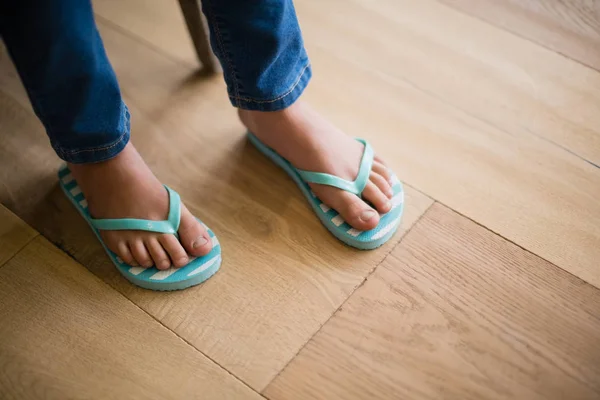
[{"xmin": 0, "ymin": 0, "xmax": 311, "ymax": 164}]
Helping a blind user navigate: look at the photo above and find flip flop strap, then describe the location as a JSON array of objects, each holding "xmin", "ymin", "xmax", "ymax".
[
  {"xmin": 89, "ymin": 185, "xmax": 182, "ymax": 234},
  {"xmin": 296, "ymin": 139, "xmax": 374, "ymax": 196}
]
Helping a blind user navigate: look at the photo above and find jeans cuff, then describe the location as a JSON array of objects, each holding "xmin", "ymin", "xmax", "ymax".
[
  {"xmin": 231, "ymin": 63, "xmax": 312, "ymax": 112},
  {"xmin": 54, "ymin": 130, "xmax": 130, "ymax": 164},
  {"xmin": 51, "ymin": 106, "xmax": 131, "ymax": 164}
]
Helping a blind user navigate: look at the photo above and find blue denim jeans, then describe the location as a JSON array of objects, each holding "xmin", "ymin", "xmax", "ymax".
[{"xmin": 0, "ymin": 0, "xmax": 311, "ymax": 164}]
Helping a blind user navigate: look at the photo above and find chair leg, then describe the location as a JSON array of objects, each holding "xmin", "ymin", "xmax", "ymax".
[{"xmin": 177, "ymin": 0, "xmax": 218, "ymax": 72}]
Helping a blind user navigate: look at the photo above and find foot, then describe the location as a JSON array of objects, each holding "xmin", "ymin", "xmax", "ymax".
[
  {"xmin": 68, "ymin": 143, "xmax": 212, "ymax": 270},
  {"xmin": 239, "ymin": 101, "xmax": 394, "ymax": 231}
]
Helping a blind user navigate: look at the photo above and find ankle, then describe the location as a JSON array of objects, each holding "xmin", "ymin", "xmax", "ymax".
[{"xmin": 238, "ymin": 101, "xmax": 302, "ymax": 127}]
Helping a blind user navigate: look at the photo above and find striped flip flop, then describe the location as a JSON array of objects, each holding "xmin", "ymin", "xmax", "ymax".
[
  {"xmin": 58, "ymin": 165, "xmax": 222, "ymax": 291},
  {"xmin": 247, "ymin": 132, "xmax": 404, "ymax": 250}
]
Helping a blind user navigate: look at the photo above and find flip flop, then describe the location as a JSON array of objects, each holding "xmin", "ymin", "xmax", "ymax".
[
  {"xmin": 247, "ymin": 132, "xmax": 404, "ymax": 250},
  {"xmin": 58, "ymin": 165, "xmax": 222, "ymax": 291}
]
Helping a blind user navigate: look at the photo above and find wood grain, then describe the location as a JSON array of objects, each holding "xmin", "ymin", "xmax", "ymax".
[
  {"xmin": 95, "ymin": 0, "xmax": 600, "ymax": 167},
  {"xmin": 294, "ymin": 0, "xmax": 600, "ymax": 287},
  {"xmin": 297, "ymin": 0, "xmax": 600, "ymax": 167},
  {"xmin": 265, "ymin": 204, "xmax": 600, "ymax": 400},
  {"xmin": 0, "ymin": 236, "xmax": 262, "ymax": 400},
  {"xmin": 1, "ymin": 0, "xmax": 599, "ymax": 392},
  {"xmin": 87, "ymin": 0, "xmax": 600, "ymax": 288},
  {"xmin": 0, "ymin": 21, "xmax": 433, "ymax": 391},
  {"xmin": 0, "ymin": 205, "xmax": 37, "ymax": 267},
  {"xmin": 439, "ymin": 0, "xmax": 600, "ymax": 72}
]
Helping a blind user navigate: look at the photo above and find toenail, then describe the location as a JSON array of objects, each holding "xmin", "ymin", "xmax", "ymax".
[
  {"xmin": 159, "ymin": 260, "xmax": 170, "ymax": 269},
  {"xmin": 192, "ymin": 236, "xmax": 208, "ymax": 248},
  {"xmin": 360, "ymin": 210, "xmax": 376, "ymax": 221},
  {"xmin": 177, "ymin": 256, "xmax": 189, "ymax": 265}
]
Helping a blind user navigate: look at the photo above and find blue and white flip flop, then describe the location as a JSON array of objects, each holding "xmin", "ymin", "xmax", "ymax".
[
  {"xmin": 58, "ymin": 165, "xmax": 222, "ymax": 291},
  {"xmin": 247, "ymin": 132, "xmax": 404, "ymax": 250}
]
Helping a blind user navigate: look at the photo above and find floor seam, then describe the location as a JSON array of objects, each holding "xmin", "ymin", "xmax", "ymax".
[
  {"xmin": 261, "ymin": 199, "xmax": 600, "ymax": 395},
  {"xmin": 38, "ymin": 235, "xmax": 266, "ymax": 398},
  {"xmin": 95, "ymin": 0, "xmax": 599, "ymax": 266},
  {"xmin": 435, "ymin": 0, "xmax": 600, "ymax": 75},
  {"xmin": 94, "ymin": 1, "xmax": 598, "ymax": 171},
  {"xmin": 322, "ymin": 53, "xmax": 600, "ymax": 283},
  {"xmin": 0, "ymin": 232, "xmax": 39, "ymax": 272},
  {"xmin": 342, "ymin": 0, "xmax": 600, "ymax": 168},
  {"xmin": 120, "ymin": 295, "xmax": 268, "ymax": 399},
  {"xmin": 522, "ymin": 126, "xmax": 600, "ymax": 170},
  {"xmin": 427, "ymin": 200, "xmax": 600, "ymax": 290},
  {"xmin": 399, "ymin": 171, "xmax": 600, "ymax": 290},
  {"xmin": 260, "ymin": 201, "xmax": 436, "ymax": 394},
  {"xmin": 369, "ymin": 56, "xmax": 599, "ymax": 172}
]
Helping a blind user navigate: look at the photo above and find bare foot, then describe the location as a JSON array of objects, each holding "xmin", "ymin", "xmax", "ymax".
[
  {"xmin": 239, "ymin": 101, "xmax": 393, "ymax": 231},
  {"xmin": 69, "ymin": 143, "xmax": 212, "ymax": 270}
]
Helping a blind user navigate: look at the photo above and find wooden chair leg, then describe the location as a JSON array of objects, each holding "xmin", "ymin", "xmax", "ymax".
[{"xmin": 177, "ymin": 0, "xmax": 219, "ymax": 72}]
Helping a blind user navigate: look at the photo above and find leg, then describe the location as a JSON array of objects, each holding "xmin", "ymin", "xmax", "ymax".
[
  {"xmin": 0, "ymin": 0, "xmax": 128, "ymax": 163},
  {"xmin": 201, "ymin": 0, "xmax": 394, "ymax": 230},
  {"xmin": 201, "ymin": 0, "xmax": 311, "ymax": 111},
  {"xmin": 0, "ymin": 0, "xmax": 212, "ymax": 268}
]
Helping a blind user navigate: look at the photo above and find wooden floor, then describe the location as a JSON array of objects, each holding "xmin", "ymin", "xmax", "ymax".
[{"xmin": 1, "ymin": 0, "xmax": 599, "ymax": 398}]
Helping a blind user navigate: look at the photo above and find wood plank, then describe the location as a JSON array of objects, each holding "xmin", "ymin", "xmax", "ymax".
[
  {"xmin": 438, "ymin": 0, "xmax": 600, "ymax": 72},
  {"xmin": 0, "ymin": 236, "xmax": 262, "ymax": 400},
  {"xmin": 265, "ymin": 204, "xmax": 600, "ymax": 400},
  {"xmin": 0, "ymin": 23, "xmax": 434, "ymax": 391},
  {"xmin": 0, "ymin": 204, "xmax": 37, "ymax": 267}
]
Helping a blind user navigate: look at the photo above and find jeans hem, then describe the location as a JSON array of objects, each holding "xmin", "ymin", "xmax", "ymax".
[
  {"xmin": 231, "ymin": 63, "xmax": 312, "ymax": 111},
  {"xmin": 52, "ymin": 107, "xmax": 131, "ymax": 164},
  {"xmin": 53, "ymin": 130, "xmax": 130, "ymax": 164}
]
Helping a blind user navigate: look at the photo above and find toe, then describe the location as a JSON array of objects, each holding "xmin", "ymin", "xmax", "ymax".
[
  {"xmin": 372, "ymin": 161, "xmax": 392, "ymax": 185},
  {"xmin": 130, "ymin": 240, "xmax": 153, "ymax": 268},
  {"xmin": 362, "ymin": 182, "xmax": 392, "ymax": 214},
  {"xmin": 178, "ymin": 204, "xmax": 212, "ymax": 257},
  {"xmin": 146, "ymin": 238, "xmax": 171, "ymax": 270},
  {"xmin": 159, "ymin": 234, "xmax": 189, "ymax": 268},
  {"xmin": 116, "ymin": 241, "xmax": 137, "ymax": 267},
  {"xmin": 324, "ymin": 190, "xmax": 380, "ymax": 230},
  {"xmin": 370, "ymin": 171, "xmax": 393, "ymax": 199}
]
